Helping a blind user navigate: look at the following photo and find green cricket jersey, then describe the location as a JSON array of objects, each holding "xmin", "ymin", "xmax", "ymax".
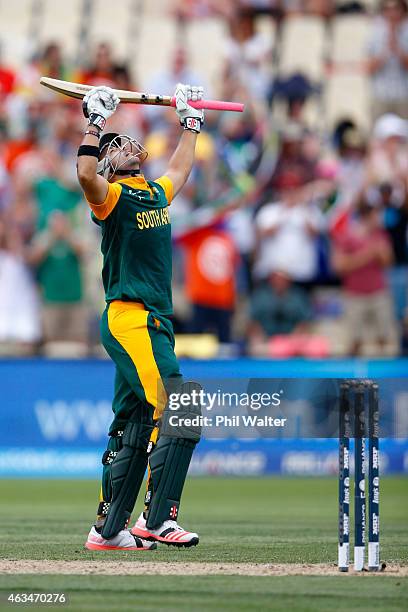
[{"xmin": 87, "ymin": 175, "xmax": 174, "ymax": 315}]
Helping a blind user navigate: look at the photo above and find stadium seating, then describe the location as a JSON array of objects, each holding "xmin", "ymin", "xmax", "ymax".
[
  {"xmin": 255, "ymin": 14, "xmax": 277, "ymax": 42},
  {"xmin": 0, "ymin": 3, "xmax": 376, "ymax": 135},
  {"xmin": 37, "ymin": 0, "xmax": 83, "ymax": 60},
  {"xmin": 186, "ymin": 17, "xmax": 229, "ymax": 87},
  {"xmin": 144, "ymin": 0, "xmax": 173, "ymax": 16},
  {"xmin": 0, "ymin": 0, "xmax": 32, "ymax": 67},
  {"xmin": 325, "ymin": 14, "xmax": 371, "ymax": 129},
  {"xmin": 88, "ymin": 0, "xmax": 136, "ymax": 60},
  {"xmin": 330, "ymin": 14, "xmax": 370, "ymax": 65},
  {"xmin": 279, "ymin": 16, "xmax": 326, "ymax": 82},
  {"xmin": 136, "ymin": 17, "xmax": 178, "ymax": 85},
  {"xmin": 325, "ymin": 73, "xmax": 370, "ymax": 130}
]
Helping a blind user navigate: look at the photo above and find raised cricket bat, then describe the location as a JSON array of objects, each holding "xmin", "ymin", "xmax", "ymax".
[{"xmin": 40, "ymin": 77, "xmax": 244, "ymax": 113}]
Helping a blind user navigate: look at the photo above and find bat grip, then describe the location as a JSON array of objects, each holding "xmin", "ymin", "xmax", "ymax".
[{"xmin": 170, "ymin": 97, "xmax": 244, "ymax": 113}]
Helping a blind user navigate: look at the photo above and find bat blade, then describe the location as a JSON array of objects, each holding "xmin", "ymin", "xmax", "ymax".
[
  {"xmin": 39, "ymin": 77, "xmax": 168, "ymax": 104},
  {"xmin": 40, "ymin": 77, "xmax": 244, "ymax": 113}
]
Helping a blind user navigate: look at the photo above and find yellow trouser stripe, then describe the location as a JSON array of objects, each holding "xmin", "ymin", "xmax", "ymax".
[
  {"xmin": 149, "ymin": 426, "xmax": 160, "ymax": 446},
  {"xmin": 107, "ymin": 301, "xmax": 166, "ymax": 419}
]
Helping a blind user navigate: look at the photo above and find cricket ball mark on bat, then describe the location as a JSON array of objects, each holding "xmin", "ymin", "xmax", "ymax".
[{"xmin": 40, "ymin": 77, "xmax": 245, "ymax": 113}]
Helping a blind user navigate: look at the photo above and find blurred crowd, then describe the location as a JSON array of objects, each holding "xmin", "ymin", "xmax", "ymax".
[{"xmin": 0, "ymin": 0, "xmax": 407, "ymax": 358}]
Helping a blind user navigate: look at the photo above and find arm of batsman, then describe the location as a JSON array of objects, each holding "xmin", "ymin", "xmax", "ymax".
[
  {"xmin": 83, "ymin": 86, "xmax": 120, "ymax": 122},
  {"xmin": 174, "ymin": 83, "xmax": 204, "ymax": 130}
]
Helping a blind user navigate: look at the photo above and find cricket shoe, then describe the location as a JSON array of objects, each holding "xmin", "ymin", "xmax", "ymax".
[
  {"xmin": 85, "ymin": 526, "xmax": 157, "ymax": 551},
  {"xmin": 131, "ymin": 512, "xmax": 199, "ymax": 547}
]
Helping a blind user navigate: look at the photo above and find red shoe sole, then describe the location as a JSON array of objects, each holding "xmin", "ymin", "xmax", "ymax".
[
  {"xmin": 131, "ymin": 526, "xmax": 150, "ymax": 538},
  {"xmin": 131, "ymin": 527, "xmax": 199, "ymax": 548}
]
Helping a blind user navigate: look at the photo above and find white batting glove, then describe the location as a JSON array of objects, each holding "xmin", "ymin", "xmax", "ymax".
[
  {"xmin": 175, "ymin": 83, "xmax": 204, "ymax": 133},
  {"xmin": 82, "ymin": 86, "xmax": 120, "ymax": 131}
]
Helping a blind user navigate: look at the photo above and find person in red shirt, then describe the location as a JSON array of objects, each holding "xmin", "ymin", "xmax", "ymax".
[
  {"xmin": 178, "ymin": 222, "xmax": 238, "ymax": 343},
  {"xmin": 77, "ymin": 42, "xmax": 117, "ymax": 87},
  {"xmin": 332, "ymin": 203, "xmax": 399, "ymax": 355},
  {"xmin": 0, "ymin": 65, "xmax": 15, "ymax": 98},
  {"xmin": 0, "ymin": 43, "xmax": 16, "ymax": 98}
]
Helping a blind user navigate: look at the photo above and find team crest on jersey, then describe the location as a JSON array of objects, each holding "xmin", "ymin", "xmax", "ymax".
[{"xmin": 128, "ymin": 189, "xmax": 143, "ymax": 199}]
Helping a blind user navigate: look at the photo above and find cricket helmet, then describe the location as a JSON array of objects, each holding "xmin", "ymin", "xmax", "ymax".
[{"xmin": 97, "ymin": 132, "xmax": 148, "ymax": 180}]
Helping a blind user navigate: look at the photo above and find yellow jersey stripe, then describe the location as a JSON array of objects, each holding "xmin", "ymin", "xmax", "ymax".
[
  {"xmin": 86, "ymin": 182, "xmax": 123, "ymax": 220},
  {"xmin": 155, "ymin": 175, "xmax": 174, "ymax": 204},
  {"xmin": 85, "ymin": 174, "xmax": 174, "ymax": 220},
  {"xmin": 118, "ymin": 175, "xmax": 173, "ymax": 204}
]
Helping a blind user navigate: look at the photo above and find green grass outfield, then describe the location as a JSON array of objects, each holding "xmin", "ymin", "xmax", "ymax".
[{"xmin": 0, "ymin": 477, "xmax": 407, "ymax": 611}]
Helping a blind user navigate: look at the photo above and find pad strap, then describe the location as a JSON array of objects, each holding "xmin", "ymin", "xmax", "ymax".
[
  {"xmin": 97, "ymin": 500, "xmax": 111, "ymax": 517},
  {"xmin": 102, "ymin": 449, "xmax": 118, "ymax": 465}
]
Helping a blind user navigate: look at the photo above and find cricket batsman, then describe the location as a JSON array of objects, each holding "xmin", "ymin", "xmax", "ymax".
[{"xmin": 77, "ymin": 83, "xmax": 204, "ymax": 551}]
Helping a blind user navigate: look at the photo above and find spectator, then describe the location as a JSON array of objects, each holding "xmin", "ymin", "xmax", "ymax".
[
  {"xmin": 3, "ymin": 113, "xmax": 42, "ymax": 174},
  {"xmin": 261, "ymin": 122, "xmax": 318, "ymax": 202},
  {"xmin": 14, "ymin": 42, "xmax": 71, "ymax": 104},
  {"xmin": 0, "ymin": 44, "xmax": 16, "ymax": 99},
  {"xmin": 29, "ymin": 153, "xmax": 82, "ymax": 231},
  {"xmin": 27, "ymin": 211, "xmax": 87, "ymax": 354},
  {"xmin": 178, "ymin": 222, "xmax": 238, "ymax": 343},
  {"xmin": 78, "ymin": 42, "xmax": 117, "ymax": 87},
  {"xmin": 105, "ymin": 64, "xmax": 147, "ymax": 139},
  {"xmin": 365, "ymin": 113, "xmax": 408, "ymax": 188},
  {"xmin": 269, "ymin": 73, "xmax": 316, "ymax": 122},
  {"xmin": 0, "ymin": 214, "xmax": 40, "ymax": 353},
  {"xmin": 223, "ymin": 6, "xmax": 274, "ymax": 101},
  {"xmin": 148, "ymin": 45, "xmax": 206, "ymax": 93},
  {"xmin": 334, "ymin": 123, "xmax": 367, "ymax": 205},
  {"xmin": 366, "ymin": 0, "xmax": 408, "ymax": 120},
  {"xmin": 367, "ymin": 181, "xmax": 408, "ymax": 320},
  {"xmin": 39, "ymin": 42, "xmax": 70, "ymax": 81},
  {"xmin": 254, "ymin": 174, "xmax": 325, "ymax": 283},
  {"xmin": 368, "ymin": 182, "xmax": 408, "ymax": 265},
  {"xmin": 7, "ymin": 179, "xmax": 36, "ymax": 244},
  {"xmin": 332, "ymin": 202, "xmax": 399, "ymax": 355},
  {"xmin": 218, "ymin": 109, "xmax": 263, "ymax": 177},
  {"xmin": 249, "ymin": 269, "xmax": 311, "ymax": 336},
  {"xmin": 0, "ymin": 142, "xmax": 11, "ymax": 212},
  {"xmin": 143, "ymin": 46, "xmax": 209, "ymax": 128},
  {"xmin": 248, "ymin": 269, "xmax": 329, "ymax": 357}
]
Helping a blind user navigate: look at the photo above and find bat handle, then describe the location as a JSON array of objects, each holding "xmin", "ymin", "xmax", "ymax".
[{"xmin": 170, "ymin": 97, "xmax": 244, "ymax": 113}]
